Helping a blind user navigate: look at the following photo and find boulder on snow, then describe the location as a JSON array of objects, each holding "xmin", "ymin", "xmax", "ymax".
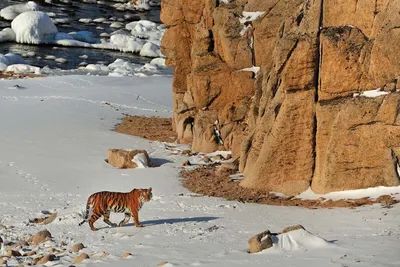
[
  {"xmin": 122, "ymin": 252, "xmax": 132, "ymax": 258},
  {"xmin": 36, "ymin": 254, "xmax": 56, "ymax": 265},
  {"xmin": 71, "ymin": 243, "xmax": 85, "ymax": 253},
  {"xmin": 73, "ymin": 253, "xmax": 90, "ymax": 263},
  {"xmin": 5, "ymin": 249, "xmax": 21, "ymax": 257},
  {"xmin": 248, "ymin": 230, "xmax": 273, "ymax": 254},
  {"xmin": 107, "ymin": 149, "xmax": 152, "ymax": 169},
  {"xmin": 30, "ymin": 212, "xmax": 57, "ymax": 225},
  {"xmin": 28, "ymin": 230, "xmax": 52, "ymax": 245},
  {"xmin": 249, "ymin": 225, "xmax": 331, "ymax": 253}
]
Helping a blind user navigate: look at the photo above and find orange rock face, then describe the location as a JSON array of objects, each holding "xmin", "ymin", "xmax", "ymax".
[{"xmin": 161, "ymin": 0, "xmax": 400, "ymax": 194}]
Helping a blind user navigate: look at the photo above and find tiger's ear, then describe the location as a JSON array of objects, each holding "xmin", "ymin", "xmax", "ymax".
[{"xmin": 149, "ymin": 187, "xmax": 152, "ymax": 192}]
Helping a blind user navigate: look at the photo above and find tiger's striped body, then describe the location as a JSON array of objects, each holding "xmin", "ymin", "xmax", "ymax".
[{"xmin": 79, "ymin": 188, "xmax": 152, "ymax": 231}]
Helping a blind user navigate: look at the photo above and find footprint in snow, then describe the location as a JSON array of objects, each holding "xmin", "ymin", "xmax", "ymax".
[{"xmin": 8, "ymin": 85, "xmax": 26, "ymax": 90}]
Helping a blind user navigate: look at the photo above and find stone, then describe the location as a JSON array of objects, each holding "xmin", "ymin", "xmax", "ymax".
[
  {"xmin": 73, "ymin": 253, "xmax": 90, "ymax": 264},
  {"xmin": 107, "ymin": 149, "xmax": 152, "ymax": 169},
  {"xmin": 182, "ymin": 160, "xmax": 191, "ymax": 167},
  {"xmin": 71, "ymin": 243, "xmax": 85, "ymax": 253},
  {"xmin": 6, "ymin": 249, "xmax": 21, "ymax": 257},
  {"xmin": 36, "ymin": 254, "xmax": 56, "ymax": 265},
  {"xmin": 281, "ymin": 224, "xmax": 305, "ymax": 233},
  {"xmin": 100, "ymin": 252, "xmax": 109, "ymax": 258},
  {"xmin": 248, "ymin": 230, "xmax": 273, "ymax": 254},
  {"xmin": 30, "ymin": 213, "xmax": 57, "ymax": 225},
  {"xmin": 216, "ymin": 162, "xmax": 237, "ymax": 176},
  {"xmin": 24, "ymin": 251, "xmax": 36, "ymax": 256},
  {"xmin": 158, "ymin": 262, "xmax": 169, "ymax": 266},
  {"xmin": 29, "ymin": 230, "xmax": 52, "ymax": 246},
  {"xmin": 122, "ymin": 252, "xmax": 131, "ymax": 258}
]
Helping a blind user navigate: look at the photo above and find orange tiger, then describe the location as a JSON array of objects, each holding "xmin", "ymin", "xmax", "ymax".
[{"xmin": 79, "ymin": 187, "xmax": 152, "ymax": 231}]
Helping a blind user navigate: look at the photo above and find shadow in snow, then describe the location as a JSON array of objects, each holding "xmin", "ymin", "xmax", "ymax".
[
  {"xmin": 123, "ymin": 216, "xmax": 220, "ymax": 227},
  {"xmin": 151, "ymin": 157, "xmax": 173, "ymax": 167}
]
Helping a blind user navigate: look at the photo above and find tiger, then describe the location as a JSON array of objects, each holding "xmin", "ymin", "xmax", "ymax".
[{"xmin": 79, "ymin": 187, "xmax": 152, "ymax": 231}]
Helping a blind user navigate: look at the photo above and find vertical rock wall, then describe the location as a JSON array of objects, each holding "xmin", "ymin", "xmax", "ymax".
[{"xmin": 161, "ymin": 0, "xmax": 400, "ymax": 194}]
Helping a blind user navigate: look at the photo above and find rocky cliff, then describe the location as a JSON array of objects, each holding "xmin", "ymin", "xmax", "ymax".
[{"xmin": 161, "ymin": 0, "xmax": 400, "ymax": 194}]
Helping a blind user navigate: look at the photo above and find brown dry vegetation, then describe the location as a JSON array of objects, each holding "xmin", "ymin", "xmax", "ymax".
[
  {"xmin": 181, "ymin": 164, "xmax": 399, "ymax": 209},
  {"xmin": 0, "ymin": 72, "xmax": 41, "ymax": 79},
  {"xmin": 115, "ymin": 114, "xmax": 177, "ymax": 142}
]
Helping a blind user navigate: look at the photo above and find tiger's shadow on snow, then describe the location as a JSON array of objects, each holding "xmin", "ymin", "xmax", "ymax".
[{"xmin": 121, "ymin": 216, "xmax": 220, "ymax": 227}]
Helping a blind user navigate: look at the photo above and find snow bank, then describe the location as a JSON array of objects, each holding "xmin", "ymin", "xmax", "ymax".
[
  {"xmin": 5, "ymin": 64, "xmax": 41, "ymax": 75},
  {"xmin": 0, "ymin": 1, "xmax": 38, "ymax": 21},
  {"xmin": 83, "ymin": 58, "xmax": 167, "ymax": 77},
  {"xmin": 270, "ymin": 229, "xmax": 332, "ymax": 251},
  {"xmin": 11, "ymin": 11, "xmax": 58, "ymax": 44},
  {"xmin": 297, "ymin": 186, "xmax": 400, "ymax": 201},
  {"xmin": 99, "ymin": 33, "xmax": 144, "ymax": 53},
  {"xmin": 353, "ymin": 88, "xmax": 391, "ymax": 98},
  {"xmin": 132, "ymin": 153, "xmax": 150, "ymax": 168}
]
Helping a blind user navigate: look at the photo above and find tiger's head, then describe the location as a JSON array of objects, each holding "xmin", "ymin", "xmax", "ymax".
[{"xmin": 139, "ymin": 187, "xmax": 152, "ymax": 202}]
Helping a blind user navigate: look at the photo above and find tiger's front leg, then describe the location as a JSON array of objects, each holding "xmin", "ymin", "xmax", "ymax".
[
  {"xmin": 132, "ymin": 209, "xmax": 143, "ymax": 227},
  {"xmin": 118, "ymin": 213, "xmax": 131, "ymax": 227},
  {"xmin": 103, "ymin": 210, "xmax": 117, "ymax": 227}
]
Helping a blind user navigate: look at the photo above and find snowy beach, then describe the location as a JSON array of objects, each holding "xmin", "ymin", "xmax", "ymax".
[{"xmin": 0, "ymin": 74, "xmax": 399, "ymax": 267}]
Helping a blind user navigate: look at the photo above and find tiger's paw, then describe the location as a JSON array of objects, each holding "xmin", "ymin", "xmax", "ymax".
[{"xmin": 111, "ymin": 223, "xmax": 118, "ymax": 227}]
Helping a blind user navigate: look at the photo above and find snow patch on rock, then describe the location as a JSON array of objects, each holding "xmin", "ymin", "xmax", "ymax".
[{"xmin": 11, "ymin": 11, "xmax": 58, "ymax": 44}]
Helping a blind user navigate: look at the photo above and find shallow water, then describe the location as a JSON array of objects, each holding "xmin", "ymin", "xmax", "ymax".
[{"xmin": 0, "ymin": 0, "xmax": 160, "ymax": 69}]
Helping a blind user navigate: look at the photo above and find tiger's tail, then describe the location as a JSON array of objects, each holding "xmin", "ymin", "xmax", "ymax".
[{"xmin": 78, "ymin": 195, "xmax": 93, "ymax": 226}]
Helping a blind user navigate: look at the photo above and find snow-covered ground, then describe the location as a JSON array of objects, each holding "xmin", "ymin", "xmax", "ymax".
[{"xmin": 0, "ymin": 75, "xmax": 399, "ymax": 267}]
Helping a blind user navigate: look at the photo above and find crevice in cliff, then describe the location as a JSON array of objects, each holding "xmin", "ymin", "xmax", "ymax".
[
  {"xmin": 208, "ymin": 30, "xmax": 215, "ymax": 52},
  {"xmin": 391, "ymin": 148, "xmax": 400, "ymax": 183},
  {"xmin": 277, "ymin": 40, "xmax": 299, "ymax": 74},
  {"xmin": 311, "ymin": 0, "xmax": 324, "ymax": 186}
]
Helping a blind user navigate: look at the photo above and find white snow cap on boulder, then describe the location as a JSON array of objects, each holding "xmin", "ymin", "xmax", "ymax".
[
  {"xmin": 11, "ymin": 11, "xmax": 58, "ymax": 44},
  {"xmin": 0, "ymin": 1, "xmax": 38, "ymax": 21}
]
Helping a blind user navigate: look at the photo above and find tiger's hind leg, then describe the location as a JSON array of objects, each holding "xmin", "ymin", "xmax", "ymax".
[
  {"xmin": 103, "ymin": 210, "xmax": 117, "ymax": 227},
  {"xmin": 88, "ymin": 212, "xmax": 101, "ymax": 231},
  {"xmin": 118, "ymin": 213, "xmax": 131, "ymax": 227}
]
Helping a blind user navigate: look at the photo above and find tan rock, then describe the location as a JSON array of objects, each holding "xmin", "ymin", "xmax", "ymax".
[
  {"xmin": 71, "ymin": 243, "xmax": 85, "ymax": 253},
  {"xmin": 122, "ymin": 252, "xmax": 132, "ymax": 258},
  {"xmin": 100, "ymin": 252, "xmax": 109, "ymax": 258},
  {"xmin": 248, "ymin": 230, "xmax": 273, "ymax": 254},
  {"xmin": 162, "ymin": 0, "xmax": 400, "ymax": 195},
  {"xmin": 24, "ymin": 251, "xmax": 36, "ymax": 256},
  {"xmin": 6, "ymin": 249, "xmax": 21, "ymax": 257},
  {"xmin": 158, "ymin": 262, "xmax": 169, "ymax": 266},
  {"xmin": 107, "ymin": 149, "xmax": 152, "ymax": 169},
  {"xmin": 241, "ymin": 90, "xmax": 315, "ymax": 195},
  {"xmin": 30, "ymin": 213, "xmax": 57, "ymax": 225},
  {"xmin": 312, "ymin": 96, "xmax": 400, "ymax": 193},
  {"xmin": 73, "ymin": 253, "xmax": 90, "ymax": 264},
  {"xmin": 281, "ymin": 224, "xmax": 305, "ymax": 233},
  {"xmin": 36, "ymin": 254, "xmax": 56, "ymax": 265},
  {"xmin": 29, "ymin": 230, "xmax": 52, "ymax": 246}
]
